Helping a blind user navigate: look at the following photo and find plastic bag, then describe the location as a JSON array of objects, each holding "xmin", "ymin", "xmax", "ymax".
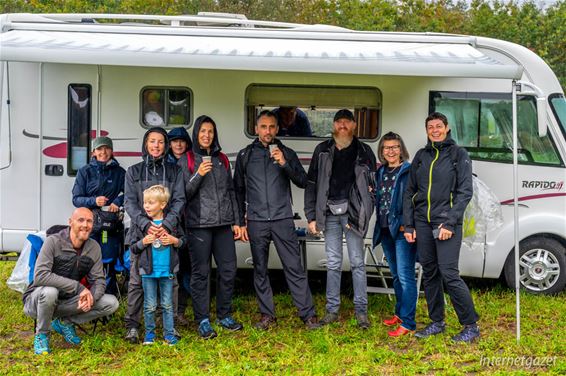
[
  {"xmin": 6, "ymin": 232, "xmax": 46, "ymax": 293},
  {"xmin": 462, "ymin": 176, "xmax": 504, "ymax": 247}
]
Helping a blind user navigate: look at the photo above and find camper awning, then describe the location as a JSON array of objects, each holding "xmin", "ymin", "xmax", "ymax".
[{"xmin": 0, "ymin": 29, "xmax": 523, "ymax": 79}]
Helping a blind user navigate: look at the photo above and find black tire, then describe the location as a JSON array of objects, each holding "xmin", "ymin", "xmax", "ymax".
[{"xmin": 504, "ymin": 237, "xmax": 566, "ymax": 295}]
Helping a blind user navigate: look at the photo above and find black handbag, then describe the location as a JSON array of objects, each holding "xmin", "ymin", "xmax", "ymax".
[{"xmin": 92, "ymin": 208, "xmax": 123, "ymax": 234}]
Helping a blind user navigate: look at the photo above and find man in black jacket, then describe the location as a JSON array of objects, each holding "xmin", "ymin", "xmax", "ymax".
[
  {"xmin": 403, "ymin": 112, "xmax": 480, "ymax": 343},
  {"xmin": 234, "ymin": 110, "xmax": 320, "ymax": 330},
  {"xmin": 304, "ymin": 109, "xmax": 376, "ymax": 329}
]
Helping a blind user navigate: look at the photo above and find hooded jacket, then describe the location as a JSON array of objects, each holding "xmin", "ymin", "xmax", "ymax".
[
  {"xmin": 178, "ymin": 116, "xmax": 241, "ymax": 228},
  {"xmin": 124, "ymin": 127, "xmax": 186, "ymax": 245},
  {"xmin": 402, "ymin": 133, "xmax": 473, "ymax": 233},
  {"xmin": 372, "ymin": 161, "xmax": 412, "ymax": 247},
  {"xmin": 72, "ymin": 157, "xmax": 126, "ymax": 209},
  {"xmin": 166, "ymin": 127, "xmax": 193, "ymax": 164},
  {"xmin": 233, "ymin": 138, "xmax": 307, "ymax": 223},
  {"xmin": 23, "ymin": 228, "xmax": 105, "ymax": 303},
  {"xmin": 304, "ymin": 137, "xmax": 377, "ymax": 237}
]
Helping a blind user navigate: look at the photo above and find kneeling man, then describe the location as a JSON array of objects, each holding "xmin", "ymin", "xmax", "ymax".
[{"xmin": 23, "ymin": 207, "xmax": 119, "ymax": 354}]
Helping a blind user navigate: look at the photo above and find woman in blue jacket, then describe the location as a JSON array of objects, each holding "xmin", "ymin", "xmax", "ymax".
[
  {"xmin": 72, "ymin": 136, "xmax": 126, "ymax": 294},
  {"xmin": 372, "ymin": 132, "xmax": 417, "ymax": 337}
]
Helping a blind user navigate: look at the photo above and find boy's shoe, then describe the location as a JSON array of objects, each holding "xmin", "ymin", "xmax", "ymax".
[
  {"xmin": 304, "ymin": 316, "xmax": 322, "ymax": 330},
  {"xmin": 452, "ymin": 324, "xmax": 480, "ymax": 343},
  {"xmin": 52, "ymin": 319, "xmax": 81, "ymax": 345},
  {"xmin": 254, "ymin": 314, "xmax": 277, "ymax": 330},
  {"xmin": 33, "ymin": 333, "xmax": 51, "ymax": 355},
  {"xmin": 319, "ymin": 312, "xmax": 339, "ymax": 325},
  {"xmin": 355, "ymin": 313, "xmax": 371, "ymax": 330},
  {"xmin": 164, "ymin": 334, "xmax": 179, "ymax": 346},
  {"xmin": 217, "ymin": 316, "xmax": 243, "ymax": 331},
  {"xmin": 383, "ymin": 315, "xmax": 402, "ymax": 327},
  {"xmin": 143, "ymin": 331, "xmax": 156, "ymax": 345},
  {"xmin": 125, "ymin": 328, "xmax": 140, "ymax": 344},
  {"xmin": 198, "ymin": 319, "xmax": 218, "ymax": 339},
  {"xmin": 414, "ymin": 321, "xmax": 446, "ymax": 339},
  {"xmin": 388, "ymin": 326, "xmax": 415, "ymax": 337}
]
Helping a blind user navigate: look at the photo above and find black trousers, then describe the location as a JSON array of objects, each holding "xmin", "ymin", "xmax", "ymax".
[
  {"xmin": 248, "ymin": 218, "xmax": 316, "ymax": 321},
  {"xmin": 188, "ymin": 226, "xmax": 237, "ymax": 323},
  {"xmin": 415, "ymin": 221, "xmax": 479, "ymax": 326}
]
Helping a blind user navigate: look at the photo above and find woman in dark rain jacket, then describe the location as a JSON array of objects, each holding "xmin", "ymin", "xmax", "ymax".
[{"xmin": 177, "ymin": 115, "xmax": 243, "ymax": 339}]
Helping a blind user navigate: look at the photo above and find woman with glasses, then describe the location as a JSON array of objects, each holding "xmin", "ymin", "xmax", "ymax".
[{"xmin": 372, "ymin": 132, "xmax": 417, "ymax": 337}]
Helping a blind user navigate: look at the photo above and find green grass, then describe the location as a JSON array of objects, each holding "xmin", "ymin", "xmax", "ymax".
[{"xmin": 0, "ymin": 262, "xmax": 564, "ymax": 375}]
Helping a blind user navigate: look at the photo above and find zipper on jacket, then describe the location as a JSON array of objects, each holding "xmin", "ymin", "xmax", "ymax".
[
  {"xmin": 263, "ymin": 150, "xmax": 271, "ymax": 220},
  {"xmin": 210, "ymin": 159, "xmax": 222, "ymax": 224},
  {"xmin": 427, "ymin": 143, "xmax": 440, "ymax": 222}
]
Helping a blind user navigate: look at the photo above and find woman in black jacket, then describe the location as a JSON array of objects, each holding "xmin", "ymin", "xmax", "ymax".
[{"xmin": 178, "ymin": 115, "xmax": 243, "ymax": 339}]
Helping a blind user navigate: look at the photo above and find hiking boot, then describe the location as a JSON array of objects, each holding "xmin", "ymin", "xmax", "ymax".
[
  {"xmin": 124, "ymin": 328, "xmax": 140, "ymax": 344},
  {"xmin": 198, "ymin": 319, "xmax": 217, "ymax": 339},
  {"xmin": 304, "ymin": 316, "xmax": 322, "ymax": 330},
  {"xmin": 164, "ymin": 334, "xmax": 179, "ymax": 346},
  {"xmin": 33, "ymin": 333, "xmax": 51, "ymax": 355},
  {"xmin": 415, "ymin": 321, "xmax": 446, "ymax": 339},
  {"xmin": 52, "ymin": 318, "xmax": 81, "ymax": 345},
  {"xmin": 388, "ymin": 326, "xmax": 415, "ymax": 337},
  {"xmin": 383, "ymin": 315, "xmax": 402, "ymax": 327},
  {"xmin": 217, "ymin": 316, "xmax": 243, "ymax": 332},
  {"xmin": 143, "ymin": 331, "xmax": 156, "ymax": 345},
  {"xmin": 175, "ymin": 314, "xmax": 191, "ymax": 327},
  {"xmin": 254, "ymin": 314, "xmax": 277, "ymax": 330},
  {"xmin": 452, "ymin": 324, "xmax": 480, "ymax": 343},
  {"xmin": 319, "ymin": 312, "xmax": 339, "ymax": 326},
  {"xmin": 355, "ymin": 313, "xmax": 371, "ymax": 330}
]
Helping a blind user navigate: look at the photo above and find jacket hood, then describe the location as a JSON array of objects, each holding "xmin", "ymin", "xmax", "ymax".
[
  {"xmin": 425, "ymin": 130, "xmax": 457, "ymax": 150},
  {"xmin": 142, "ymin": 127, "xmax": 169, "ymax": 163},
  {"xmin": 167, "ymin": 127, "xmax": 193, "ymax": 149},
  {"xmin": 191, "ymin": 115, "xmax": 222, "ymax": 156}
]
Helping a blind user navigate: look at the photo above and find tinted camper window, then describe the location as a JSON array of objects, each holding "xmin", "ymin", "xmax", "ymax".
[
  {"xmin": 430, "ymin": 92, "xmax": 562, "ymax": 166},
  {"xmin": 245, "ymin": 84, "xmax": 381, "ymax": 140},
  {"xmin": 67, "ymin": 84, "xmax": 92, "ymax": 176},
  {"xmin": 141, "ymin": 87, "xmax": 192, "ymax": 128}
]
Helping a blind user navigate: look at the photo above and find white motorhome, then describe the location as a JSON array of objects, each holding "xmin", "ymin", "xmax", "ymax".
[{"xmin": 1, "ymin": 13, "xmax": 565, "ymax": 294}]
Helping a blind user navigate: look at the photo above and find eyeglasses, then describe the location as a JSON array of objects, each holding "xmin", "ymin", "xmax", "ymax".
[{"xmin": 382, "ymin": 145, "xmax": 401, "ymax": 151}]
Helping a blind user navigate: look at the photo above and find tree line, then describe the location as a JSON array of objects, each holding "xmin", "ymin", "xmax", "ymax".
[{"xmin": 2, "ymin": 0, "xmax": 565, "ymax": 89}]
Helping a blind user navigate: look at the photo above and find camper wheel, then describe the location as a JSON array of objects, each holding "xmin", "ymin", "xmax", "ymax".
[{"xmin": 504, "ymin": 237, "xmax": 566, "ymax": 294}]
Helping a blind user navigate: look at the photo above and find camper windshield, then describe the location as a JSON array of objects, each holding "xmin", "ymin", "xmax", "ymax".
[{"xmin": 550, "ymin": 94, "xmax": 566, "ymax": 139}]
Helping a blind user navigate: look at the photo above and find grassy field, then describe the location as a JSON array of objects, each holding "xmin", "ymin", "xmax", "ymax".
[{"xmin": 0, "ymin": 262, "xmax": 564, "ymax": 375}]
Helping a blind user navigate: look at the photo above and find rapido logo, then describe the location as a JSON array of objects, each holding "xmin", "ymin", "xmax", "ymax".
[{"xmin": 522, "ymin": 180, "xmax": 565, "ymax": 191}]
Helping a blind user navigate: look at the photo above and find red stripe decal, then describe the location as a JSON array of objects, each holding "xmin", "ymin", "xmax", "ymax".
[{"xmin": 500, "ymin": 192, "xmax": 566, "ymax": 205}]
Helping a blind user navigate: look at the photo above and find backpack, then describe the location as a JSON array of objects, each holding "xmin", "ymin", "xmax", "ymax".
[{"xmin": 186, "ymin": 150, "xmax": 230, "ymax": 174}]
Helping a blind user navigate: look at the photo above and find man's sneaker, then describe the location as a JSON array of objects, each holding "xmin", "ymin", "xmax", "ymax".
[
  {"xmin": 143, "ymin": 331, "xmax": 156, "ymax": 345},
  {"xmin": 254, "ymin": 314, "xmax": 277, "ymax": 330},
  {"xmin": 415, "ymin": 321, "xmax": 446, "ymax": 339},
  {"xmin": 125, "ymin": 328, "xmax": 140, "ymax": 344},
  {"xmin": 319, "ymin": 312, "xmax": 339, "ymax": 325},
  {"xmin": 383, "ymin": 315, "xmax": 402, "ymax": 327},
  {"xmin": 33, "ymin": 333, "xmax": 51, "ymax": 355},
  {"xmin": 304, "ymin": 316, "xmax": 322, "ymax": 330},
  {"xmin": 388, "ymin": 326, "xmax": 415, "ymax": 337},
  {"xmin": 355, "ymin": 313, "xmax": 371, "ymax": 330},
  {"xmin": 164, "ymin": 334, "xmax": 179, "ymax": 346},
  {"xmin": 217, "ymin": 316, "xmax": 243, "ymax": 332},
  {"xmin": 198, "ymin": 319, "xmax": 217, "ymax": 339},
  {"xmin": 51, "ymin": 319, "xmax": 81, "ymax": 345},
  {"xmin": 452, "ymin": 324, "xmax": 480, "ymax": 343}
]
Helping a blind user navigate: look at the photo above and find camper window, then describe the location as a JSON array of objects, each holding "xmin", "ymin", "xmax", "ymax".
[
  {"xmin": 550, "ymin": 94, "xmax": 566, "ymax": 140},
  {"xmin": 245, "ymin": 84, "xmax": 381, "ymax": 139},
  {"xmin": 140, "ymin": 87, "xmax": 192, "ymax": 129},
  {"xmin": 67, "ymin": 84, "xmax": 92, "ymax": 176},
  {"xmin": 430, "ymin": 91, "xmax": 563, "ymax": 167}
]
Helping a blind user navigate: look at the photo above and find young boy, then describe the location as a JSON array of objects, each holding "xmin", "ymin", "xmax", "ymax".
[{"xmin": 130, "ymin": 185, "xmax": 182, "ymax": 345}]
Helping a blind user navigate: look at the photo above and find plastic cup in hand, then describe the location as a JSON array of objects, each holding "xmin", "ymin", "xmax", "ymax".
[
  {"xmin": 269, "ymin": 144, "xmax": 279, "ymax": 164},
  {"xmin": 202, "ymin": 156, "xmax": 212, "ymax": 164}
]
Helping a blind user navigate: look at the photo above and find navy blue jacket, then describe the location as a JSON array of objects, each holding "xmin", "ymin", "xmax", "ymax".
[
  {"xmin": 372, "ymin": 161, "xmax": 411, "ymax": 248},
  {"xmin": 72, "ymin": 157, "xmax": 126, "ymax": 209}
]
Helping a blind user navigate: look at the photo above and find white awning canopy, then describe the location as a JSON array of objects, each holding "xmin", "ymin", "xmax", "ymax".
[{"xmin": 0, "ymin": 29, "xmax": 523, "ymax": 79}]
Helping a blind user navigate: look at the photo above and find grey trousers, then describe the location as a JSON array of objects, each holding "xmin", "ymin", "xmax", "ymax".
[{"xmin": 24, "ymin": 286, "xmax": 119, "ymax": 335}]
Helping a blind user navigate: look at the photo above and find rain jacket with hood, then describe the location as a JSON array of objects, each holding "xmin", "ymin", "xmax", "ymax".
[
  {"xmin": 124, "ymin": 127, "xmax": 186, "ymax": 246},
  {"xmin": 72, "ymin": 157, "xmax": 126, "ymax": 209},
  {"xmin": 402, "ymin": 132, "xmax": 473, "ymax": 234},
  {"xmin": 178, "ymin": 116, "xmax": 241, "ymax": 228},
  {"xmin": 166, "ymin": 127, "xmax": 193, "ymax": 164}
]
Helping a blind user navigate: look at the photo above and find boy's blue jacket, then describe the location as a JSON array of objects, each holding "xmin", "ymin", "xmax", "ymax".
[
  {"xmin": 372, "ymin": 161, "xmax": 411, "ymax": 248},
  {"xmin": 72, "ymin": 157, "xmax": 126, "ymax": 208}
]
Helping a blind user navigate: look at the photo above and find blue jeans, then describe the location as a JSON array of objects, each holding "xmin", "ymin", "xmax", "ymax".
[
  {"xmin": 142, "ymin": 277, "xmax": 174, "ymax": 337},
  {"xmin": 324, "ymin": 214, "xmax": 367, "ymax": 314},
  {"xmin": 381, "ymin": 228, "xmax": 417, "ymax": 330}
]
